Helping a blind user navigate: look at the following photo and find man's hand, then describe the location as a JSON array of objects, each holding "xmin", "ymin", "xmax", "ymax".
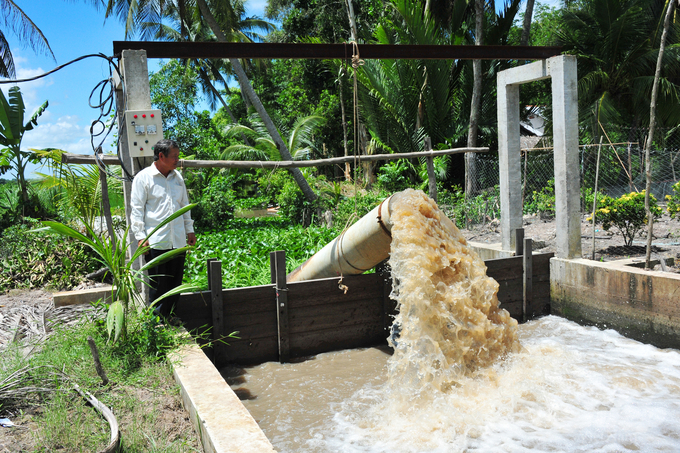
[
  {"xmin": 187, "ymin": 232, "xmax": 197, "ymax": 246},
  {"xmin": 137, "ymin": 239, "xmax": 150, "ymax": 255}
]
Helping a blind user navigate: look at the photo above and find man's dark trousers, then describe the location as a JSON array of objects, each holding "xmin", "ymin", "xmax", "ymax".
[{"xmin": 145, "ymin": 248, "xmax": 186, "ymax": 318}]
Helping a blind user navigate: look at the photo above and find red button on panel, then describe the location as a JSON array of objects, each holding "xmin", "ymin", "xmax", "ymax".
[
  {"xmin": 134, "ymin": 114, "xmax": 138, "ymax": 118},
  {"xmin": 142, "ymin": 114, "xmax": 146, "ymax": 118}
]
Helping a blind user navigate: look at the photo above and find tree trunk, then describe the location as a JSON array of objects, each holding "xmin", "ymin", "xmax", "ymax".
[
  {"xmin": 200, "ymin": 68, "xmax": 252, "ymax": 146},
  {"xmin": 520, "ymin": 0, "xmax": 535, "ymax": 46},
  {"xmin": 195, "ymin": 0, "xmax": 318, "ymax": 202},
  {"xmin": 644, "ymin": 0, "xmax": 675, "ymax": 268},
  {"xmin": 466, "ymin": 0, "xmax": 484, "ymax": 207}
]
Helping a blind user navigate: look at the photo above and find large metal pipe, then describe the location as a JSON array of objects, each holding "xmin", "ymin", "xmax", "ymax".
[{"xmin": 287, "ymin": 192, "xmax": 403, "ymax": 282}]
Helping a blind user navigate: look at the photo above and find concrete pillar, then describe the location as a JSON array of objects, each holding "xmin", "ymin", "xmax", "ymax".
[
  {"xmin": 550, "ymin": 55, "xmax": 582, "ymax": 259},
  {"xmin": 496, "ymin": 55, "xmax": 580, "ymax": 259},
  {"xmin": 497, "ymin": 75, "xmax": 522, "ymax": 251},
  {"xmin": 116, "ymin": 50, "xmax": 154, "ymax": 302}
]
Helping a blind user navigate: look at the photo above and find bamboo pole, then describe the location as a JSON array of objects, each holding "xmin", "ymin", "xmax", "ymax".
[{"xmin": 62, "ymin": 147, "xmax": 489, "ymax": 168}]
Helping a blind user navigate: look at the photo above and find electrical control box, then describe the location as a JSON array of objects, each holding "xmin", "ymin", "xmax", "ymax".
[{"xmin": 125, "ymin": 109, "xmax": 163, "ymax": 158}]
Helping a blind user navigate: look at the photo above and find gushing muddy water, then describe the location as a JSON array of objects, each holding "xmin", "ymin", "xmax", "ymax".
[{"xmin": 226, "ymin": 190, "xmax": 680, "ymax": 452}]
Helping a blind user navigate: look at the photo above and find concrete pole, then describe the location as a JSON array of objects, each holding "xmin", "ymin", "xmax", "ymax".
[
  {"xmin": 497, "ymin": 73, "xmax": 522, "ymax": 252},
  {"xmin": 116, "ymin": 50, "xmax": 154, "ymax": 301},
  {"xmin": 550, "ymin": 55, "xmax": 581, "ymax": 259}
]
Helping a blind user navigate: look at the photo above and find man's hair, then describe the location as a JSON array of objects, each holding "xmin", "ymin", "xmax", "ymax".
[{"xmin": 153, "ymin": 139, "xmax": 180, "ymax": 161}]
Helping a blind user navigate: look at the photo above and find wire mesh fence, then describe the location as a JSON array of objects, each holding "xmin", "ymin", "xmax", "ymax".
[{"xmin": 464, "ymin": 124, "xmax": 680, "ymax": 268}]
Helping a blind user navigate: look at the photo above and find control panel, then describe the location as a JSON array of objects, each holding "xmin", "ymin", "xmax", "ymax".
[{"xmin": 125, "ymin": 109, "xmax": 163, "ymax": 158}]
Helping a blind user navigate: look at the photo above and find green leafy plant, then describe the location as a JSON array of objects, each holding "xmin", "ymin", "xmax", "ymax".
[
  {"xmin": 524, "ymin": 179, "xmax": 556, "ymax": 218},
  {"xmin": 184, "ymin": 216, "xmax": 342, "ymax": 289},
  {"xmin": 666, "ymin": 181, "xmax": 680, "ymax": 220},
  {"xmin": 0, "ymin": 218, "xmax": 98, "ymax": 292},
  {"xmin": 34, "ymin": 204, "xmax": 198, "ymax": 343},
  {"xmin": 35, "ymin": 149, "xmax": 123, "ymax": 226},
  {"xmin": 588, "ymin": 191, "xmax": 662, "ymax": 246},
  {"xmin": 0, "ymin": 86, "xmax": 48, "ymax": 210},
  {"xmin": 376, "ymin": 159, "xmax": 413, "ymax": 193},
  {"xmin": 438, "ymin": 185, "xmax": 501, "ymax": 228}
]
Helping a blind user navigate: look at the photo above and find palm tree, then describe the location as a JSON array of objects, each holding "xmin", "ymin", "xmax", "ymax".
[
  {"xmin": 556, "ymin": 0, "xmax": 680, "ymax": 131},
  {"xmin": 0, "ymin": 0, "xmax": 54, "ymax": 78},
  {"xmin": 222, "ymin": 114, "xmax": 326, "ymax": 161},
  {"xmin": 356, "ymin": 0, "xmax": 456, "ymax": 156},
  {"xmin": 104, "ymin": 0, "xmax": 319, "ymax": 202}
]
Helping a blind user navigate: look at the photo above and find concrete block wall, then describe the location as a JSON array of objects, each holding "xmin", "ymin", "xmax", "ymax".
[{"xmin": 551, "ymin": 258, "xmax": 680, "ymax": 349}]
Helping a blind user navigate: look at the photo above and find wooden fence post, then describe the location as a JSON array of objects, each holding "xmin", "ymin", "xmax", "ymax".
[
  {"xmin": 208, "ymin": 259, "xmax": 225, "ymax": 366},
  {"xmin": 515, "ymin": 228, "xmax": 524, "ymax": 256},
  {"xmin": 271, "ymin": 251, "xmax": 290, "ymax": 363},
  {"xmin": 523, "ymin": 238, "xmax": 533, "ymax": 323}
]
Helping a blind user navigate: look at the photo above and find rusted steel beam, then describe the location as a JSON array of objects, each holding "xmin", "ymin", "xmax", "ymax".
[
  {"xmin": 113, "ymin": 41, "xmax": 562, "ymax": 61},
  {"xmin": 61, "ymin": 147, "xmax": 489, "ymax": 168}
]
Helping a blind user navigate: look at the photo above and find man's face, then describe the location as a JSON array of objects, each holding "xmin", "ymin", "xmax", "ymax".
[{"xmin": 160, "ymin": 147, "xmax": 180, "ymax": 172}]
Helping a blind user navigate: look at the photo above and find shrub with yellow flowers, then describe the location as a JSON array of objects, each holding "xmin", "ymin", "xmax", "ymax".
[
  {"xmin": 666, "ymin": 181, "xmax": 680, "ymax": 220},
  {"xmin": 588, "ymin": 191, "xmax": 662, "ymax": 247}
]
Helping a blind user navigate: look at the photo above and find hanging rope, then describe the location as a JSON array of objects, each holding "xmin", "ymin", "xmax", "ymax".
[{"xmin": 350, "ymin": 41, "xmax": 364, "ymax": 214}]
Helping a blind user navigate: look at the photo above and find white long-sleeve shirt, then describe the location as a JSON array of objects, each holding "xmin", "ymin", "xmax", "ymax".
[{"xmin": 130, "ymin": 163, "xmax": 194, "ymax": 250}]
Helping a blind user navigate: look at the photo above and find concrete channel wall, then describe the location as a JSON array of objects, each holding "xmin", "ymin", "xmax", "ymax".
[{"xmin": 551, "ymin": 258, "xmax": 680, "ymax": 349}]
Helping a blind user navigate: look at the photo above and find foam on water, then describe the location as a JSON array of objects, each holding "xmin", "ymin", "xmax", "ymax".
[{"xmin": 313, "ymin": 317, "xmax": 680, "ymax": 452}]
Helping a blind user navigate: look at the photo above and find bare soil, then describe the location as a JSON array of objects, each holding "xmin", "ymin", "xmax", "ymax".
[
  {"xmin": 0, "ymin": 289, "xmax": 202, "ymax": 453},
  {"xmin": 460, "ymin": 211, "xmax": 680, "ymax": 270}
]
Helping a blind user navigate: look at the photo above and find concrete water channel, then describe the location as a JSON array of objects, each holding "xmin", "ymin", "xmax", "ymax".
[{"xmin": 163, "ymin": 239, "xmax": 680, "ymax": 453}]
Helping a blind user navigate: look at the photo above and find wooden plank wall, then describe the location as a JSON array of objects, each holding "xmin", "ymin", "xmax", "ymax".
[{"xmin": 175, "ymin": 252, "xmax": 552, "ymax": 367}]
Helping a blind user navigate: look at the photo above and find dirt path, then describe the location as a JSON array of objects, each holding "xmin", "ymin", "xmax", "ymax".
[{"xmin": 461, "ymin": 212, "xmax": 680, "ymax": 267}]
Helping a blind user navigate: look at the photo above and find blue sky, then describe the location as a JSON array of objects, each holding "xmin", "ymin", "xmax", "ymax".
[{"xmin": 2, "ymin": 0, "xmax": 267, "ymax": 178}]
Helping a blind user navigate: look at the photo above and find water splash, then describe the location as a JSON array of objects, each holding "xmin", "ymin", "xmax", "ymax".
[{"xmin": 387, "ymin": 189, "xmax": 520, "ymax": 393}]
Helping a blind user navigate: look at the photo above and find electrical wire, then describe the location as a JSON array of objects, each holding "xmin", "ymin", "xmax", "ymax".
[{"xmin": 1, "ymin": 53, "xmax": 135, "ymax": 181}]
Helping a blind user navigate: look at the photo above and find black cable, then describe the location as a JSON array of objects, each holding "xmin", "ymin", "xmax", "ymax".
[
  {"xmin": 0, "ymin": 53, "xmax": 113, "ymax": 84},
  {"xmin": 1, "ymin": 53, "xmax": 136, "ymax": 182}
]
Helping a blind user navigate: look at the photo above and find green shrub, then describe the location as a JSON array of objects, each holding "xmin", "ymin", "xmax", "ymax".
[
  {"xmin": 194, "ymin": 174, "xmax": 237, "ymax": 231},
  {"xmin": 438, "ymin": 185, "xmax": 500, "ymax": 228},
  {"xmin": 588, "ymin": 191, "xmax": 662, "ymax": 246},
  {"xmin": 666, "ymin": 181, "xmax": 680, "ymax": 220},
  {"xmin": 524, "ymin": 179, "xmax": 555, "ymax": 217},
  {"xmin": 333, "ymin": 189, "xmax": 389, "ymax": 229},
  {"xmin": 0, "ymin": 219, "xmax": 98, "ymax": 292},
  {"xmin": 376, "ymin": 159, "xmax": 413, "ymax": 193}
]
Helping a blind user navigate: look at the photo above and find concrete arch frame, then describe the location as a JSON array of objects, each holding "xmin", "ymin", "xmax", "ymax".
[{"xmin": 497, "ymin": 55, "xmax": 581, "ymax": 259}]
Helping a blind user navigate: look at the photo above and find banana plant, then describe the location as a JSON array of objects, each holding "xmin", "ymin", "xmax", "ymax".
[
  {"xmin": 34, "ymin": 203, "xmax": 198, "ymax": 343},
  {"xmin": 0, "ymin": 86, "xmax": 48, "ymax": 205}
]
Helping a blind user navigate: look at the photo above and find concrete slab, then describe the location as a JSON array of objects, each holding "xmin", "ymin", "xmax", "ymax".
[
  {"xmin": 53, "ymin": 286, "xmax": 112, "ymax": 307},
  {"xmin": 551, "ymin": 257, "xmax": 680, "ymax": 349},
  {"xmin": 171, "ymin": 341, "xmax": 276, "ymax": 453}
]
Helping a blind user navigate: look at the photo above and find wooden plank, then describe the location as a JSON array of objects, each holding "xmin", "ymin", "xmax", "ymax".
[
  {"xmin": 210, "ymin": 260, "xmax": 226, "ymax": 367},
  {"xmin": 273, "ymin": 251, "xmax": 290, "ymax": 363},
  {"xmin": 288, "ymin": 299, "xmax": 382, "ymax": 334},
  {"xmin": 220, "ymin": 336, "xmax": 279, "ymax": 365},
  {"xmin": 289, "ymin": 322, "xmax": 386, "ymax": 358},
  {"xmin": 515, "ymin": 228, "xmax": 524, "ymax": 256},
  {"xmin": 222, "ymin": 285, "xmax": 275, "ymax": 315},
  {"xmin": 523, "ymin": 238, "xmax": 533, "ymax": 323},
  {"xmin": 485, "ymin": 256, "xmax": 524, "ymax": 281},
  {"xmin": 221, "ymin": 311, "xmax": 278, "ymax": 339},
  {"xmin": 287, "ymin": 274, "xmax": 383, "ymax": 308}
]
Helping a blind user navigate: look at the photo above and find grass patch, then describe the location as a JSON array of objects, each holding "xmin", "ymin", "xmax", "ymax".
[{"xmin": 0, "ymin": 304, "xmax": 202, "ymax": 452}]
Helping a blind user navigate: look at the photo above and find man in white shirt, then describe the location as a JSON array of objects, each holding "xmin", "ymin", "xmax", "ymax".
[{"xmin": 130, "ymin": 139, "xmax": 196, "ymax": 322}]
